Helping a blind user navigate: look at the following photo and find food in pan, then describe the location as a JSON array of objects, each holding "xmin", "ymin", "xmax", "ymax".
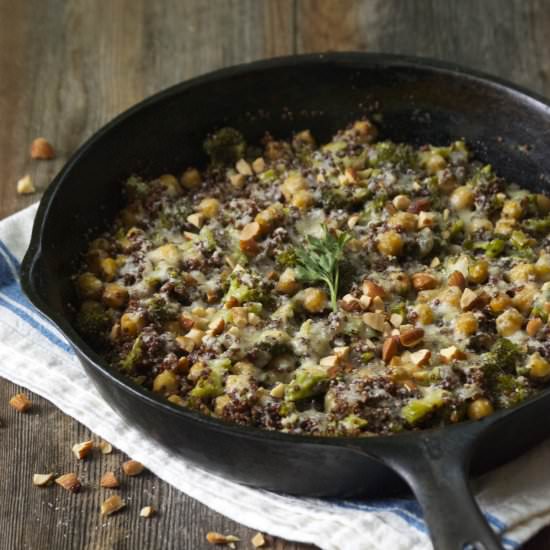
[{"xmin": 73, "ymin": 119, "xmax": 550, "ymax": 436}]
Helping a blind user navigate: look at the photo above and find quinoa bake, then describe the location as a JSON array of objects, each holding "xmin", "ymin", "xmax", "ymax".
[{"xmin": 72, "ymin": 119, "xmax": 550, "ymax": 436}]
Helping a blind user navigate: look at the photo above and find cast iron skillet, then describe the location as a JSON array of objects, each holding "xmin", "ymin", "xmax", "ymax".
[{"xmin": 20, "ymin": 53, "xmax": 550, "ymax": 550}]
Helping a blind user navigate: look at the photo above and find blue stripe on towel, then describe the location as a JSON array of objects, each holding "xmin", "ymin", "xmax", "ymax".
[{"xmin": 0, "ymin": 239, "xmax": 519, "ymax": 546}]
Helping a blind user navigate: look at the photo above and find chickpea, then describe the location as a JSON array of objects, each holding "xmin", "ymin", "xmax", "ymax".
[
  {"xmin": 467, "ymin": 398, "xmax": 494, "ymax": 420},
  {"xmin": 508, "ymin": 263, "xmax": 536, "ymax": 283},
  {"xmin": 102, "ymin": 283, "xmax": 129, "ymax": 309},
  {"xmin": 214, "ymin": 395, "xmax": 231, "ymax": 416},
  {"xmin": 77, "ymin": 272, "xmax": 103, "ymax": 300},
  {"xmin": 389, "ymin": 212, "xmax": 418, "ymax": 232},
  {"xmin": 450, "ymin": 186, "xmax": 475, "ymax": 210},
  {"xmin": 470, "ymin": 217, "xmax": 493, "ymax": 233},
  {"xmin": 120, "ymin": 312, "xmax": 145, "ymax": 337},
  {"xmin": 255, "ymin": 204, "xmax": 283, "ymax": 234},
  {"xmin": 392, "ymin": 194, "xmax": 411, "ymax": 211},
  {"xmin": 469, "ymin": 260, "xmax": 489, "ymax": 284},
  {"xmin": 276, "ymin": 268, "xmax": 301, "ymax": 295},
  {"xmin": 280, "ymin": 174, "xmax": 307, "ymax": 201},
  {"xmin": 425, "ymin": 153, "xmax": 447, "ymax": 175},
  {"xmin": 535, "ymin": 254, "xmax": 550, "ymax": 282},
  {"xmin": 377, "ymin": 230, "xmax": 404, "ymax": 257},
  {"xmin": 496, "ymin": 308, "xmax": 524, "ymax": 336},
  {"xmin": 490, "ymin": 294, "xmax": 512, "ymax": 314},
  {"xmin": 502, "ymin": 199, "xmax": 523, "ymax": 219},
  {"xmin": 415, "ymin": 303, "xmax": 433, "ymax": 325},
  {"xmin": 188, "ymin": 361, "xmax": 207, "ymax": 381},
  {"xmin": 455, "ymin": 312, "xmax": 478, "ymax": 336},
  {"xmin": 536, "ymin": 193, "xmax": 550, "ymax": 214},
  {"xmin": 302, "ymin": 287, "xmax": 328, "ymax": 313},
  {"xmin": 181, "ymin": 167, "xmax": 201, "ymax": 189},
  {"xmin": 512, "ymin": 285, "xmax": 537, "ymax": 316},
  {"xmin": 527, "ymin": 352, "xmax": 550, "ymax": 381},
  {"xmin": 198, "ymin": 197, "xmax": 220, "ymax": 219},
  {"xmin": 153, "ymin": 370, "xmax": 179, "ymax": 393},
  {"xmin": 99, "ymin": 257, "xmax": 118, "ymax": 281},
  {"xmin": 494, "ymin": 218, "xmax": 516, "ymax": 235},
  {"xmin": 158, "ymin": 174, "xmax": 182, "ymax": 196},
  {"xmin": 291, "ymin": 189, "xmax": 314, "ymax": 210}
]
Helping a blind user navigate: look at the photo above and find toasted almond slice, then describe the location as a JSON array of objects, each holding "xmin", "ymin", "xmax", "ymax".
[
  {"xmin": 101, "ymin": 495, "xmax": 126, "ymax": 516},
  {"xmin": 251, "ymin": 532, "xmax": 266, "ymax": 547},
  {"xmin": 122, "ymin": 459, "xmax": 144, "ymax": 477},
  {"xmin": 100, "ymin": 471, "xmax": 120, "ymax": 489},
  {"xmin": 206, "ymin": 532, "xmax": 240, "ymax": 545},
  {"xmin": 33, "ymin": 473, "xmax": 55, "ymax": 487},
  {"xmin": 55, "ymin": 473, "xmax": 81, "ymax": 493},
  {"xmin": 140, "ymin": 505, "xmax": 156, "ymax": 518},
  {"xmin": 72, "ymin": 440, "xmax": 94, "ymax": 460}
]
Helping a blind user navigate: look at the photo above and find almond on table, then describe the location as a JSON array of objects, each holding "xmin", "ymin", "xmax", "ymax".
[
  {"xmin": 122, "ymin": 459, "xmax": 144, "ymax": 476},
  {"xmin": 55, "ymin": 473, "xmax": 81, "ymax": 493},
  {"xmin": 30, "ymin": 137, "xmax": 55, "ymax": 159},
  {"xmin": 9, "ymin": 393, "xmax": 31, "ymax": 412}
]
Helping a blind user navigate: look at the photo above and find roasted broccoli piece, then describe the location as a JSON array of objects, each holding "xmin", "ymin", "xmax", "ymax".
[
  {"xmin": 120, "ymin": 336, "xmax": 143, "ymax": 373},
  {"xmin": 401, "ymin": 389, "xmax": 447, "ymax": 426},
  {"xmin": 490, "ymin": 373, "xmax": 532, "ymax": 408},
  {"xmin": 146, "ymin": 296, "xmax": 180, "ymax": 323},
  {"xmin": 125, "ymin": 175, "xmax": 149, "ymax": 201},
  {"xmin": 190, "ymin": 358, "xmax": 230, "ymax": 399},
  {"xmin": 481, "ymin": 338, "xmax": 524, "ymax": 376},
  {"xmin": 371, "ymin": 142, "xmax": 417, "ymax": 168},
  {"xmin": 75, "ymin": 301, "xmax": 110, "ymax": 345},
  {"xmin": 523, "ymin": 216, "xmax": 550, "ymax": 236},
  {"xmin": 285, "ymin": 364, "xmax": 329, "ymax": 401},
  {"xmin": 203, "ymin": 127, "xmax": 247, "ymax": 166}
]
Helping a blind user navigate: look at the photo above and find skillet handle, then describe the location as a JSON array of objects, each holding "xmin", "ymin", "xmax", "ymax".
[{"xmin": 363, "ymin": 431, "xmax": 503, "ymax": 550}]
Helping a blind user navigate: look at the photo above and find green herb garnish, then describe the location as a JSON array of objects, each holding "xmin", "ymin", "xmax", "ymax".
[{"xmin": 294, "ymin": 225, "xmax": 351, "ymax": 313}]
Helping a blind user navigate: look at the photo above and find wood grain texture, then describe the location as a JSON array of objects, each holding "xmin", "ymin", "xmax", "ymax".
[{"xmin": 1, "ymin": 0, "xmax": 550, "ymax": 548}]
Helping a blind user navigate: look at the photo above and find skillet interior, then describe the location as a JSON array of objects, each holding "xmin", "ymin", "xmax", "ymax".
[{"xmin": 22, "ymin": 53, "xmax": 550, "ymax": 498}]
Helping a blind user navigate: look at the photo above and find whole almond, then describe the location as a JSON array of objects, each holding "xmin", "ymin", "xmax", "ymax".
[
  {"xmin": 447, "ymin": 271, "xmax": 466, "ymax": 290},
  {"xmin": 30, "ymin": 137, "xmax": 55, "ymax": 160},
  {"xmin": 382, "ymin": 336, "xmax": 399, "ymax": 363},
  {"xmin": 411, "ymin": 272, "xmax": 438, "ymax": 291},
  {"xmin": 400, "ymin": 327, "xmax": 425, "ymax": 348}
]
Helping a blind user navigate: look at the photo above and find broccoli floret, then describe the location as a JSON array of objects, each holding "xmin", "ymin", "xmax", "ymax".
[
  {"xmin": 484, "ymin": 238, "xmax": 506, "ymax": 258},
  {"xmin": 371, "ymin": 142, "xmax": 417, "ymax": 168},
  {"xmin": 146, "ymin": 296, "xmax": 180, "ymax": 323},
  {"xmin": 523, "ymin": 216, "xmax": 550, "ymax": 236},
  {"xmin": 190, "ymin": 358, "xmax": 230, "ymax": 399},
  {"xmin": 125, "ymin": 175, "xmax": 149, "ymax": 201},
  {"xmin": 75, "ymin": 301, "xmax": 110, "ymax": 345},
  {"xmin": 203, "ymin": 127, "xmax": 247, "ymax": 166},
  {"xmin": 276, "ymin": 247, "xmax": 297, "ymax": 268},
  {"xmin": 224, "ymin": 266, "xmax": 268, "ymax": 305},
  {"xmin": 490, "ymin": 373, "xmax": 532, "ymax": 408},
  {"xmin": 285, "ymin": 364, "xmax": 329, "ymax": 401},
  {"xmin": 481, "ymin": 338, "xmax": 524, "ymax": 376},
  {"xmin": 120, "ymin": 336, "xmax": 143, "ymax": 373},
  {"xmin": 401, "ymin": 389, "xmax": 447, "ymax": 426}
]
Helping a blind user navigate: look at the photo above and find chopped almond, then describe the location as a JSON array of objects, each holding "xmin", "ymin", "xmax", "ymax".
[
  {"xmin": 320, "ymin": 355, "xmax": 339, "ymax": 368},
  {"xmin": 363, "ymin": 312, "xmax": 386, "ymax": 332},
  {"xmin": 400, "ymin": 327, "xmax": 425, "ymax": 347},
  {"xmin": 9, "ymin": 393, "xmax": 31, "ymax": 412},
  {"xmin": 16, "ymin": 174, "xmax": 36, "ymax": 195},
  {"xmin": 236, "ymin": 158, "xmax": 253, "ymax": 176},
  {"xmin": 140, "ymin": 505, "xmax": 156, "ymax": 518},
  {"xmin": 187, "ymin": 212, "xmax": 205, "ymax": 229},
  {"xmin": 100, "ymin": 471, "xmax": 120, "ymax": 489},
  {"xmin": 251, "ymin": 532, "xmax": 266, "ymax": 547},
  {"xmin": 98, "ymin": 441, "xmax": 113, "ymax": 455},
  {"xmin": 206, "ymin": 532, "xmax": 240, "ymax": 545},
  {"xmin": 55, "ymin": 473, "xmax": 81, "ymax": 493},
  {"xmin": 410, "ymin": 349, "xmax": 431, "ymax": 366},
  {"xmin": 390, "ymin": 313, "xmax": 403, "ymax": 328},
  {"xmin": 33, "ymin": 473, "xmax": 55, "ymax": 487},
  {"xmin": 362, "ymin": 279, "xmax": 385, "ymax": 299},
  {"xmin": 122, "ymin": 459, "xmax": 144, "ymax": 477},
  {"xmin": 440, "ymin": 346, "xmax": 467, "ymax": 363},
  {"xmin": 382, "ymin": 337, "xmax": 399, "ymax": 363},
  {"xmin": 31, "ymin": 137, "xmax": 55, "ymax": 159},
  {"xmin": 101, "ymin": 495, "xmax": 126, "ymax": 516},
  {"xmin": 72, "ymin": 440, "xmax": 94, "ymax": 460}
]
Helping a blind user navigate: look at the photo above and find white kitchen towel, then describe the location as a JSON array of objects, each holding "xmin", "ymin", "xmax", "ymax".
[{"xmin": 1, "ymin": 203, "xmax": 550, "ymax": 550}]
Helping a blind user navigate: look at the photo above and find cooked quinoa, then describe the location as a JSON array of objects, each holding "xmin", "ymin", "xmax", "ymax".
[{"xmin": 73, "ymin": 120, "xmax": 550, "ymax": 436}]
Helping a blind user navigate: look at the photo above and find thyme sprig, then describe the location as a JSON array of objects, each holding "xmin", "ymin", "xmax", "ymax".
[{"xmin": 294, "ymin": 225, "xmax": 351, "ymax": 313}]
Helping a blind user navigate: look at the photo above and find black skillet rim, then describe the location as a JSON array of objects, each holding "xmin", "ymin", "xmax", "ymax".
[{"xmin": 20, "ymin": 51, "xmax": 550, "ymax": 449}]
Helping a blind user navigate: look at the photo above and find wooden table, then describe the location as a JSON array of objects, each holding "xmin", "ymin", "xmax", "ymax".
[{"xmin": 1, "ymin": 1, "xmax": 549, "ymax": 548}]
